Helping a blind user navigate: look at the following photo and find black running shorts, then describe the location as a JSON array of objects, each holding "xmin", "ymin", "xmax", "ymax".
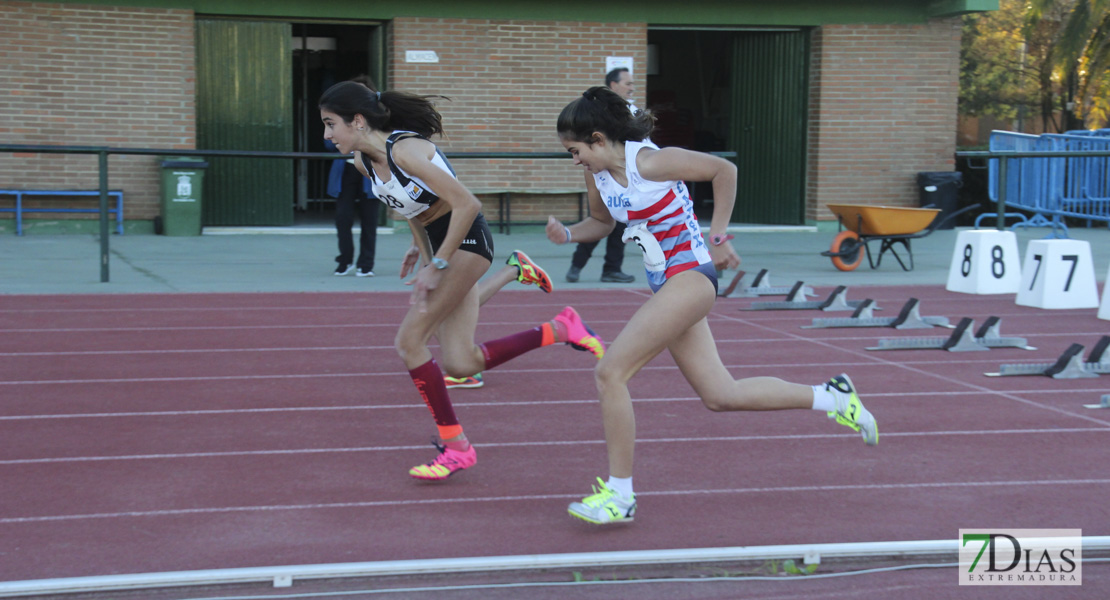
[{"xmin": 423, "ymin": 212, "xmax": 495, "ymax": 263}]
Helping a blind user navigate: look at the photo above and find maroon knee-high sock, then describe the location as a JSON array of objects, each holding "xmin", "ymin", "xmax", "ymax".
[
  {"xmin": 478, "ymin": 324, "xmax": 553, "ymax": 370},
  {"xmin": 408, "ymin": 358, "xmax": 462, "ymax": 440}
]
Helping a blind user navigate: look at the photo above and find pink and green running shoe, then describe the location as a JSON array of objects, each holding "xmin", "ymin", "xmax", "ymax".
[
  {"xmin": 408, "ymin": 441, "xmax": 477, "ymax": 480},
  {"xmin": 554, "ymin": 306, "xmax": 606, "ymax": 360}
]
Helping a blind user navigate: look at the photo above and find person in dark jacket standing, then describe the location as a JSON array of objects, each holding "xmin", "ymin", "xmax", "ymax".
[
  {"xmin": 327, "ymin": 138, "xmax": 377, "ymax": 277},
  {"xmin": 564, "ymin": 68, "xmax": 639, "ymax": 284}
]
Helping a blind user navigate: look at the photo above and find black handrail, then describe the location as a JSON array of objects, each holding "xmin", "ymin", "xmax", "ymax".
[
  {"xmin": 0, "ymin": 143, "xmax": 737, "ymax": 283},
  {"xmin": 0, "ymin": 144, "xmax": 577, "ymax": 160}
]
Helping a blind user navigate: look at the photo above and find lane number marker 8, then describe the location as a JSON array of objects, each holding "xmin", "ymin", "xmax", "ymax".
[{"xmin": 961, "ymin": 243, "xmax": 1006, "ymax": 279}]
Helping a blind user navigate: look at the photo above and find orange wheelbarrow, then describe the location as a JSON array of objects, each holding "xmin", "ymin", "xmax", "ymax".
[{"xmin": 820, "ymin": 203, "xmax": 976, "ymax": 271}]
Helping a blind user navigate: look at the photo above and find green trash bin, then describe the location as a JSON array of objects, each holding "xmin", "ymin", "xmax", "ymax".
[{"xmin": 159, "ymin": 157, "xmax": 208, "ymax": 236}]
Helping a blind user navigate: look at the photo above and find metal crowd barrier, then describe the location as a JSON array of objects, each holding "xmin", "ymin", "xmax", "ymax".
[
  {"xmin": 985, "ymin": 129, "xmax": 1110, "ymax": 237},
  {"xmin": 986, "ymin": 131, "xmax": 1062, "ymax": 234},
  {"xmin": 1045, "ymin": 133, "xmax": 1110, "ymax": 229}
]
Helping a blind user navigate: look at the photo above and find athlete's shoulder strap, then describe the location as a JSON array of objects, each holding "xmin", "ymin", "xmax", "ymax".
[
  {"xmin": 384, "ymin": 132, "xmax": 426, "ymax": 188},
  {"xmin": 385, "ymin": 131, "xmax": 457, "ymax": 181}
]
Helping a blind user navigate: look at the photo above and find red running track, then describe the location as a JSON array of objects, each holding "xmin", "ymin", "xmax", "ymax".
[{"xmin": 1, "ymin": 285, "xmax": 1108, "ymax": 590}]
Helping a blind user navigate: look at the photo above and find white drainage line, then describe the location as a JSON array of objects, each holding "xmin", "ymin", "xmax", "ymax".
[{"xmin": 2, "ymin": 537, "xmax": 1108, "ymax": 597}]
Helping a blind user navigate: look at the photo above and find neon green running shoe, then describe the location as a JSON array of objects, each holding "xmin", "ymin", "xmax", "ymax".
[
  {"xmin": 444, "ymin": 373, "xmax": 484, "ymax": 389},
  {"xmin": 567, "ymin": 478, "xmax": 636, "ymax": 524},
  {"xmin": 824, "ymin": 373, "xmax": 878, "ymax": 446},
  {"xmin": 507, "ymin": 250, "xmax": 553, "ymax": 293}
]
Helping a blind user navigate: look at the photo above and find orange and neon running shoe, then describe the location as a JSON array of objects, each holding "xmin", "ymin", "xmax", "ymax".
[
  {"xmin": 507, "ymin": 250, "xmax": 553, "ymax": 293},
  {"xmin": 444, "ymin": 373, "xmax": 484, "ymax": 389},
  {"xmin": 554, "ymin": 306, "xmax": 606, "ymax": 360},
  {"xmin": 408, "ymin": 441, "xmax": 477, "ymax": 480}
]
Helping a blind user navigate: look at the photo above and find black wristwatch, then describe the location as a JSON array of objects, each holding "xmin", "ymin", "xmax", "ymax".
[{"xmin": 431, "ymin": 257, "xmax": 449, "ymax": 270}]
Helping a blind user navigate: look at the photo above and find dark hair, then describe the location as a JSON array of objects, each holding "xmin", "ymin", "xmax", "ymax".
[
  {"xmin": 318, "ymin": 81, "xmax": 447, "ymax": 138},
  {"xmin": 348, "ymin": 74, "xmax": 378, "ymax": 92},
  {"xmin": 557, "ymin": 86, "xmax": 654, "ymax": 144},
  {"xmin": 604, "ymin": 67, "xmax": 629, "ymax": 88}
]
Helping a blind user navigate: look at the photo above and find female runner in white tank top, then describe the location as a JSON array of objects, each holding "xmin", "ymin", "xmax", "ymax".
[{"xmin": 546, "ymin": 86, "xmax": 879, "ymax": 525}]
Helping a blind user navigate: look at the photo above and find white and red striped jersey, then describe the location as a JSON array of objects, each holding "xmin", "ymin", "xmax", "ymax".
[{"xmin": 592, "ymin": 140, "xmax": 710, "ymax": 289}]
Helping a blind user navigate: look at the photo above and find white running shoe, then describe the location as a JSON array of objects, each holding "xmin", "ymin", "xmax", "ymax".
[
  {"xmin": 568, "ymin": 478, "xmax": 636, "ymax": 524},
  {"xmin": 824, "ymin": 373, "xmax": 878, "ymax": 446}
]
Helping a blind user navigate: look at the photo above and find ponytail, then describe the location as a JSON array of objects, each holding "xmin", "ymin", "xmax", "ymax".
[{"xmin": 319, "ymin": 81, "xmax": 448, "ymax": 138}]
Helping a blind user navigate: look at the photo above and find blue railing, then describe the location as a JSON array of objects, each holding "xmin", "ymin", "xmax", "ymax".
[
  {"xmin": 1045, "ymin": 133, "xmax": 1110, "ymax": 228},
  {"xmin": 984, "ymin": 129, "xmax": 1110, "ymax": 237}
]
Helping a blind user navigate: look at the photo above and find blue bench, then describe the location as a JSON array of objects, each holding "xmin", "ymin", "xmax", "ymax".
[{"xmin": 0, "ymin": 189, "xmax": 124, "ymax": 236}]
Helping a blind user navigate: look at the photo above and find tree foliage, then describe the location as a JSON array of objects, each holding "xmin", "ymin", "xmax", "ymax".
[
  {"xmin": 960, "ymin": 0, "xmax": 1047, "ymax": 122},
  {"xmin": 962, "ymin": 0, "xmax": 1110, "ymax": 129}
]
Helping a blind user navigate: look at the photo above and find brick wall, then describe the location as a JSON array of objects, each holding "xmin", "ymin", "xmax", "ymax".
[
  {"xmin": 807, "ymin": 19, "xmax": 961, "ymax": 223},
  {"xmin": 0, "ymin": 2, "xmax": 195, "ymax": 224},
  {"xmin": 0, "ymin": 6, "xmax": 962, "ymax": 230},
  {"xmin": 390, "ymin": 18, "xmax": 646, "ymax": 223}
]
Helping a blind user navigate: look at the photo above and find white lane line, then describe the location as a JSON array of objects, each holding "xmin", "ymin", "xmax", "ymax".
[
  {"xmin": 0, "ymin": 372, "xmax": 374, "ymax": 385},
  {"xmin": 2, "ymin": 478, "xmax": 1107, "ymax": 524},
  {"xmin": 0, "ymin": 357, "xmax": 1095, "ymax": 385},
  {"xmin": 0, "ymin": 331, "xmax": 1101, "ymax": 357},
  {"xmin": 0, "ymin": 295, "xmax": 639, "ymax": 316},
  {"xmin": 0, "ymin": 323, "xmax": 393, "ymax": 334},
  {"xmin": 0, "ymin": 320, "xmax": 1096, "ymax": 338},
  {"xmin": 709, "ymin": 307, "xmax": 1110, "ymax": 427},
  {"xmin": 2, "ymin": 428, "xmax": 1107, "ymax": 465},
  {"xmin": 3, "ymin": 389, "xmax": 1110, "ymax": 421},
  {"xmin": 0, "ymin": 345, "xmax": 394, "ymax": 357},
  {"xmin": 0, "ymin": 316, "xmax": 633, "ymax": 335}
]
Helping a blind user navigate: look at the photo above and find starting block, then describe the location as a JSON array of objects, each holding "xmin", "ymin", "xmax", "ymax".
[
  {"xmin": 867, "ymin": 317, "xmax": 1034, "ymax": 352},
  {"xmin": 946, "ymin": 229, "xmax": 1022, "ymax": 295},
  {"xmin": 719, "ymin": 269, "xmax": 815, "ymax": 298},
  {"xmin": 1083, "ymin": 395, "xmax": 1110, "ymax": 409},
  {"xmin": 987, "ymin": 336, "xmax": 1110, "ymax": 378},
  {"xmin": 1015, "ymin": 239, "xmax": 1100, "ymax": 309},
  {"xmin": 802, "ymin": 297, "xmax": 949, "ymax": 329},
  {"xmin": 744, "ymin": 285, "xmax": 869, "ymax": 312},
  {"xmin": 718, "ymin": 270, "xmax": 746, "ymax": 297}
]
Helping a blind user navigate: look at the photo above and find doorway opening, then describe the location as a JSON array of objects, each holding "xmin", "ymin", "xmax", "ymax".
[
  {"xmin": 646, "ymin": 27, "xmax": 810, "ymax": 225},
  {"xmin": 646, "ymin": 29, "xmax": 734, "ymax": 222},
  {"xmin": 292, "ymin": 22, "xmax": 383, "ymax": 227}
]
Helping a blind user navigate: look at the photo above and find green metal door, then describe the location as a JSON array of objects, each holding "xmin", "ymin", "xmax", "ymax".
[
  {"xmin": 196, "ymin": 19, "xmax": 293, "ymax": 226},
  {"xmin": 728, "ymin": 31, "xmax": 809, "ymax": 225}
]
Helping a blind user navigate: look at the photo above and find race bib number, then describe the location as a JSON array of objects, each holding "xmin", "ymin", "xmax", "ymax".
[
  {"xmin": 623, "ymin": 222, "xmax": 666, "ymax": 273},
  {"xmin": 375, "ymin": 179, "xmax": 428, "ymax": 218}
]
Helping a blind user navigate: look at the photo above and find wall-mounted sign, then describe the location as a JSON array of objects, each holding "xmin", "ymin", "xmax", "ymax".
[
  {"xmin": 406, "ymin": 51, "xmax": 440, "ymax": 63},
  {"xmin": 606, "ymin": 56, "xmax": 633, "ymax": 74}
]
